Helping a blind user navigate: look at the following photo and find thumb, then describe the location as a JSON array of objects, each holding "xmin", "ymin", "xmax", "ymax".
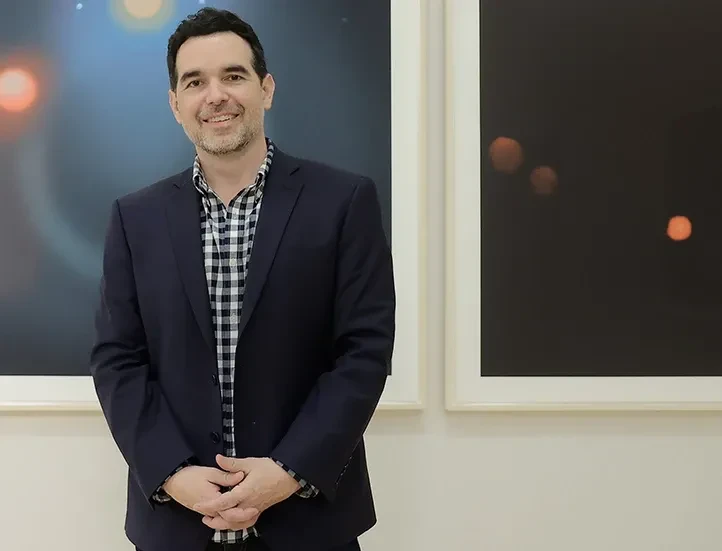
[
  {"xmin": 207, "ymin": 467, "xmax": 245, "ymax": 487},
  {"xmin": 216, "ymin": 454, "xmax": 250, "ymax": 473}
]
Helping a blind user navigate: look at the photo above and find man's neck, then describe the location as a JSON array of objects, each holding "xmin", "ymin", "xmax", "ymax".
[{"xmin": 197, "ymin": 135, "xmax": 268, "ymax": 205}]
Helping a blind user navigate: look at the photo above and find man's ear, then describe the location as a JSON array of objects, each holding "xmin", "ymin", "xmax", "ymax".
[
  {"xmin": 261, "ymin": 73, "xmax": 276, "ymax": 110},
  {"xmin": 168, "ymin": 89, "xmax": 181, "ymax": 124}
]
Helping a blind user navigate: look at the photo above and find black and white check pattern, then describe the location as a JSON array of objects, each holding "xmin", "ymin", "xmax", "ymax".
[
  {"xmin": 194, "ymin": 140, "xmax": 318, "ymax": 544},
  {"xmin": 150, "ymin": 140, "xmax": 318, "ymax": 541}
]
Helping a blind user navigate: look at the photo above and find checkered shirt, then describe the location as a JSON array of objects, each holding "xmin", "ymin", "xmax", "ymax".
[{"xmin": 152, "ymin": 140, "xmax": 318, "ymax": 544}]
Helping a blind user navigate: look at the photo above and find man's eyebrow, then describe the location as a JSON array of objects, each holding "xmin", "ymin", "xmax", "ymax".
[
  {"xmin": 179, "ymin": 69, "xmax": 202, "ymax": 84},
  {"xmin": 223, "ymin": 65, "xmax": 251, "ymax": 76},
  {"xmin": 179, "ymin": 65, "xmax": 251, "ymax": 84}
]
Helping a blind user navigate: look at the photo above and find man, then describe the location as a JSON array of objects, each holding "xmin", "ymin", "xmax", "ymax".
[{"xmin": 89, "ymin": 7, "xmax": 395, "ymax": 551}]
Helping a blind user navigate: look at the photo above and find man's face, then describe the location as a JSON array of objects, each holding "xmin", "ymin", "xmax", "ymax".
[{"xmin": 169, "ymin": 31, "xmax": 274, "ymax": 156}]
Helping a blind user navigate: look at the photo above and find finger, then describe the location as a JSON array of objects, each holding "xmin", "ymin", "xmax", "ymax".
[
  {"xmin": 202, "ymin": 514, "xmax": 257, "ymax": 531},
  {"xmin": 216, "ymin": 454, "xmax": 249, "ymax": 473},
  {"xmin": 194, "ymin": 484, "xmax": 251, "ymax": 515},
  {"xmin": 196, "ymin": 475, "xmax": 255, "ymax": 513},
  {"xmin": 224, "ymin": 470, "xmax": 246, "ymax": 486},
  {"xmin": 207, "ymin": 468, "xmax": 245, "ymax": 487},
  {"xmin": 193, "ymin": 493, "xmax": 236, "ymax": 515},
  {"xmin": 202, "ymin": 515, "xmax": 234, "ymax": 530},
  {"xmin": 219, "ymin": 506, "xmax": 260, "ymax": 524}
]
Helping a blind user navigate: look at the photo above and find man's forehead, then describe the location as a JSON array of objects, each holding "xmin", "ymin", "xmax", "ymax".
[{"xmin": 176, "ymin": 32, "xmax": 253, "ymax": 69}]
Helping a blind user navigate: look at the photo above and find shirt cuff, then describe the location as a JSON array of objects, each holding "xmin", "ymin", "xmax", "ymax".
[
  {"xmin": 274, "ymin": 459, "xmax": 320, "ymax": 498},
  {"xmin": 151, "ymin": 460, "xmax": 192, "ymax": 503}
]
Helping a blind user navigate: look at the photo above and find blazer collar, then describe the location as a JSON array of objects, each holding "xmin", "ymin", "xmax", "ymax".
[
  {"xmin": 171, "ymin": 145, "xmax": 300, "ymax": 189},
  {"xmin": 165, "ymin": 144, "xmax": 303, "ymax": 358}
]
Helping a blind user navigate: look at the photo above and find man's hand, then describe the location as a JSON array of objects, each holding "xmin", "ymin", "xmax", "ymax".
[
  {"xmin": 163, "ymin": 465, "xmax": 253, "ymax": 519},
  {"xmin": 192, "ymin": 455, "xmax": 301, "ymax": 530}
]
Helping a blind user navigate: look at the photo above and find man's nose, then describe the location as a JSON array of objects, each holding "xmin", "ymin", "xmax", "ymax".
[{"xmin": 205, "ymin": 81, "xmax": 229, "ymax": 104}]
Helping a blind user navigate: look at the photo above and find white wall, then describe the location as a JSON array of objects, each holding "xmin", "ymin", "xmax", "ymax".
[{"xmin": 3, "ymin": 2, "xmax": 722, "ymax": 549}]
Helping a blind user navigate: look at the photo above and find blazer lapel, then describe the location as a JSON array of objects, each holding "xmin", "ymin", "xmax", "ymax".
[
  {"xmin": 166, "ymin": 169, "xmax": 215, "ymax": 354},
  {"xmin": 237, "ymin": 149, "xmax": 302, "ymax": 338}
]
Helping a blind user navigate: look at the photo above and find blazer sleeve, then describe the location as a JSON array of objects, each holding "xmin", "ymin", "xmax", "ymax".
[
  {"xmin": 270, "ymin": 176, "xmax": 395, "ymax": 502},
  {"xmin": 89, "ymin": 199, "xmax": 195, "ymax": 506}
]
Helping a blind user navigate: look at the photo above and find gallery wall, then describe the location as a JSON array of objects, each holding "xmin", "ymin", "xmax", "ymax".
[{"xmin": 2, "ymin": 1, "xmax": 722, "ymax": 550}]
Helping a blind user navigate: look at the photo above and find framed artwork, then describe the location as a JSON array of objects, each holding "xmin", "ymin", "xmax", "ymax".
[
  {"xmin": 377, "ymin": 0, "xmax": 426, "ymax": 409},
  {"xmin": 445, "ymin": 0, "xmax": 722, "ymax": 410},
  {"xmin": 0, "ymin": 0, "xmax": 425, "ymax": 411}
]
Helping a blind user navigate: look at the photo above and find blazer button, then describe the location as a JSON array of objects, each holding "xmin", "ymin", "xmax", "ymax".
[
  {"xmin": 210, "ymin": 431, "xmax": 221, "ymax": 443},
  {"xmin": 211, "ymin": 374, "xmax": 218, "ymax": 385}
]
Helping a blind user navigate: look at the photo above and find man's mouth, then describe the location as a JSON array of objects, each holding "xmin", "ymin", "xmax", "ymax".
[{"xmin": 203, "ymin": 114, "xmax": 239, "ymax": 124}]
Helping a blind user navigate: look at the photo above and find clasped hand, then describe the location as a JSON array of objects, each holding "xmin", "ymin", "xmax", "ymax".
[{"xmin": 189, "ymin": 455, "xmax": 300, "ymax": 531}]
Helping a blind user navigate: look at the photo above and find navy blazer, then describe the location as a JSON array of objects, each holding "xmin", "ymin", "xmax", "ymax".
[{"xmin": 89, "ymin": 147, "xmax": 395, "ymax": 551}]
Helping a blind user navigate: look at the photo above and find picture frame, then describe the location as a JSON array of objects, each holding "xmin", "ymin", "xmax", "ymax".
[
  {"xmin": 444, "ymin": 0, "xmax": 722, "ymax": 411},
  {"xmin": 377, "ymin": 0, "xmax": 426, "ymax": 409},
  {"xmin": 0, "ymin": 0, "xmax": 426, "ymax": 412}
]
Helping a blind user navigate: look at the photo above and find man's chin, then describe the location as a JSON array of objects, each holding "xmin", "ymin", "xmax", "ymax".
[{"xmin": 198, "ymin": 139, "xmax": 245, "ymax": 156}]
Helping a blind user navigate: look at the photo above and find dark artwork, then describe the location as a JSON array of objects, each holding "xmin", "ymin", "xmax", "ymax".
[
  {"xmin": 0, "ymin": 0, "xmax": 391, "ymax": 376},
  {"xmin": 480, "ymin": 0, "xmax": 722, "ymax": 376}
]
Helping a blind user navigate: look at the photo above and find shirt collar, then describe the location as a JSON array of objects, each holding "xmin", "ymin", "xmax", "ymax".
[{"xmin": 192, "ymin": 138, "xmax": 275, "ymax": 198}]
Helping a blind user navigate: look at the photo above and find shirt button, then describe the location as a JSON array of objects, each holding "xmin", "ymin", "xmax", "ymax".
[
  {"xmin": 229, "ymin": 258, "xmax": 237, "ymax": 267},
  {"xmin": 210, "ymin": 432, "xmax": 221, "ymax": 444},
  {"xmin": 230, "ymin": 315, "xmax": 237, "ymax": 324}
]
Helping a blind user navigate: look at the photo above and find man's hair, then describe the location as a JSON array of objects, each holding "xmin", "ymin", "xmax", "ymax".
[{"xmin": 166, "ymin": 7, "xmax": 268, "ymax": 90}]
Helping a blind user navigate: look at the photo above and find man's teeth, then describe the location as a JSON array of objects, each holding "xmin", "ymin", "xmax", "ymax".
[{"xmin": 207, "ymin": 115, "xmax": 236, "ymax": 122}]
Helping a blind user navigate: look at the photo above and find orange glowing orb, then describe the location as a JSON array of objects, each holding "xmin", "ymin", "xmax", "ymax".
[
  {"xmin": 530, "ymin": 165, "xmax": 558, "ymax": 195},
  {"xmin": 0, "ymin": 68, "xmax": 37, "ymax": 112},
  {"xmin": 123, "ymin": 0, "xmax": 164, "ymax": 19},
  {"xmin": 489, "ymin": 136, "xmax": 523, "ymax": 174},
  {"xmin": 667, "ymin": 215, "xmax": 691, "ymax": 241}
]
